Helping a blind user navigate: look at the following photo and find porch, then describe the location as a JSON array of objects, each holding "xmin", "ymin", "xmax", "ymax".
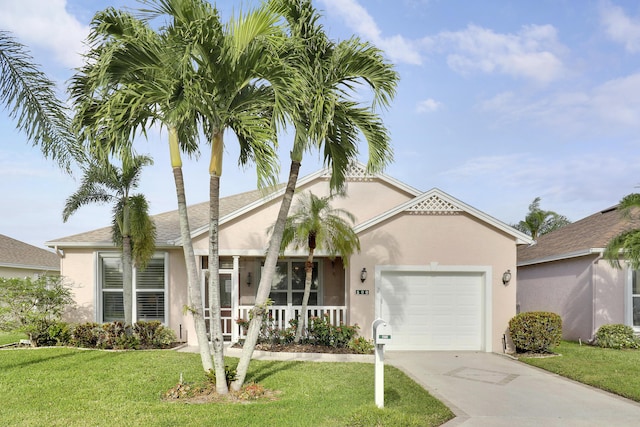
[
  {"xmin": 221, "ymin": 304, "xmax": 347, "ymax": 342},
  {"xmin": 203, "ymin": 255, "xmax": 348, "ymax": 342}
]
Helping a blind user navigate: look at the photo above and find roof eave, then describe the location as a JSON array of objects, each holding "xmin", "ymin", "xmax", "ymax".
[
  {"xmin": 517, "ymin": 248, "xmax": 604, "ymax": 267},
  {"xmin": 0, "ymin": 262, "xmax": 60, "ymax": 271}
]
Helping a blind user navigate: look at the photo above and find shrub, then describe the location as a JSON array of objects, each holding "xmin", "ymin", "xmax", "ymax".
[
  {"xmin": 347, "ymin": 336, "xmax": 374, "ymax": 354},
  {"xmin": 308, "ymin": 314, "xmax": 358, "ymax": 348},
  {"xmin": 72, "ymin": 322, "xmax": 101, "ymax": 348},
  {"xmin": 97, "ymin": 321, "xmax": 134, "ymax": 349},
  {"xmin": 238, "ymin": 311, "xmax": 364, "ymax": 349},
  {"xmin": 71, "ymin": 321, "xmax": 175, "ymax": 349},
  {"xmin": 595, "ymin": 324, "xmax": 640, "ymax": 349},
  {"xmin": 26, "ymin": 320, "xmax": 72, "ymax": 347},
  {"xmin": 205, "ymin": 365, "xmax": 237, "ymax": 387},
  {"xmin": 133, "ymin": 321, "xmax": 176, "ymax": 348},
  {"xmin": 509, "ymin": 311, "xmax": 562, "ymax": 353},
  {"xmin": 237, "ymin": 314, "xmax": 296, "ymax": 345},
  {"xmin": 47, "ymin": 321, "xmax": 72, "ymax": 345}
]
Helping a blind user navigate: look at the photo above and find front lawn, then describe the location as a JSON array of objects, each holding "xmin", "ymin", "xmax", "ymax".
[
  {"xmin": 0, "ymin": 348, "xmax": 453, "ymax": 426},
  {"xmin": 0, "ymin": 331, "xmax": 27, "ymax": 346},
  {"xmin": 520, "ymin": 341, "xmax": 640, "ymax": 401}
]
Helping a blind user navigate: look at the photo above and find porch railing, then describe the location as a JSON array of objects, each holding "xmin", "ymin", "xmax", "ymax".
[{"xmin": 231, "ymin": 304, "xmax": 346, "ymax": 341}]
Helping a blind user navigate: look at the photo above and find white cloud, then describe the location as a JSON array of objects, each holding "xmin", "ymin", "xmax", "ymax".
[
  {"xmin": 416, "ymin": 98, "xmax": 443, "ymax": 113},
  {"xmin": 600, "ymin": 1, "xmax": 640, "ymax": 53},
  {"xmin": 479, "ymin": 72, "xmax": 640, "ymax": 134},
  {"xmin": 318, "ymin": 0, "xmax": 422, "ymax": 65},
  {"xmin": 0, "ymin": 0, "xmax": 89, "ymax": 68},
  {"xmin": 428, "ymin": 24, "xmax": 567, "ymax": 84}
]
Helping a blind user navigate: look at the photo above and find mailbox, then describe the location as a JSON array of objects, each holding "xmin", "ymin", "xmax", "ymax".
[
  {"xmin": 372, "ymin": 318, "xmax": 392, "ymax": 345},
  {"xmin": 371, "ymin": 318, "xmax": 391, "ymax": 408}
]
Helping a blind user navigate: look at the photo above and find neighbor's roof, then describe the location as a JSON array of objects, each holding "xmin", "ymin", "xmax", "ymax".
[
  {"xmin": 0, "ymin": 234, "xmax": 60, "ymax": 271},
  {"xmin": 517, "ymin": 205, "xmax": 640, "ymax": 266}
]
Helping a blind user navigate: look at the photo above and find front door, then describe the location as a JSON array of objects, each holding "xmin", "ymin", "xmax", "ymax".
[{"xmin": 203, "ymin": 271, "xmax": 233, "ymax": 340}]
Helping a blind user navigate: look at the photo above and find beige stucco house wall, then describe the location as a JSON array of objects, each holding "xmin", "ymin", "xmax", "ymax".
[{"xmin": 49, "ymin": 163, "xmax": 531, "ymax": 352}]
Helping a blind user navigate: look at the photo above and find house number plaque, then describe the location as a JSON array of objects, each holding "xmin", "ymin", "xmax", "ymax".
[{"xmin": 355, "ymin": 289, "xmax": 369, "ymax": 295}]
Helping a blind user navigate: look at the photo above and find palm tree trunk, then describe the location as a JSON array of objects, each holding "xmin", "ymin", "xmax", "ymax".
[
  {"xmin": 209, "ymin": 130, "xmax": 228, "ymax": 394},
  {"xmin": 172, "ymin": 168, "xmax": 213, "ymax": 372},
  {"xmin": 122, "ymin": 205, "xmax": 133, "ymax": 326},
  {"xmin": 169, "ymin": 128, "xmax": 213, "ymax": 372},
  {"xmin": 294, "ymin": 248, "xmax": 315, "ymax": 343},
  {"xmin": 232, "ymin": 159, "xmax": 301, "ymax": 391}
]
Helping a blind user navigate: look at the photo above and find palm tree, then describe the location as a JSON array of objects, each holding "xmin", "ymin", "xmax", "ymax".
[
  {"xmin": 69, "ymin": 6, "xmax": 215, "ymax": 373},
  {"xmin": 278, "ymin": 192, "xmax": 360, "ymax": 342},
  {"xmin": 605, "ymin": 194, "xmax": 640, "ymax": 269},
  {"xmin": 63, "ymin": 154, "xmax": 156, "ymax": 325},
  {"xmin": 514, "ymin": 197, "xmax": 571, "ymax": 240},
  {"xmin": 0, "ymin": 30, "xmax": 81, "ymax": 170},
  {"xmin": 142, "ymin": 0, "xmax": 287, "ymax": 394},
  {"xmin": 232, "ymin": 0, "xmax": 398, "ymax": 390}
]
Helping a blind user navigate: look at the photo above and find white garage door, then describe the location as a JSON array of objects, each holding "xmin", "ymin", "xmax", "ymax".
[{"xmin": 378, "ymin": 270, "xmax": 485, "ymax": 351}]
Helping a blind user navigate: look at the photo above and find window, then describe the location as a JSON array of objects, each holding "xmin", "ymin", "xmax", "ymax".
[
  {"xmin": 632, "ymin": 270, "xmax": 640, "ymax": 328},
  {"xmin": 264, "ymin": 260, "xmax": 320, "ymax": 305},
  {"xmin": 98, "ymin": 253, "xmax": 167, "ymax": 323}
]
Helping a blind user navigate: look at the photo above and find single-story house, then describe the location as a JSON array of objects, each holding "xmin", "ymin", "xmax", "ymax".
[
  {"xmin": 0, "ymin": 234, "xmax": 60, "ymax": 278},
  {"xmin": 47, "ymin": 163, "xmax": 532, "ymax": 352},
  {"xmin": 517, "ymin": 205, "xmax": 640, "ymax": 341}
]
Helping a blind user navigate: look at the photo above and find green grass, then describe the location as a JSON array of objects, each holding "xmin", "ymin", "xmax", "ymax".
[
  {"xmin": 521, "ymin": 341, "xmax": 640, "ymax": 401},
  {"xmin": 0, "ymin": 331, "xmax": 27, "ymax": 345},
  {"xmin": 0, "ymin": 348, "xmax": 453, "ymax": 426}
]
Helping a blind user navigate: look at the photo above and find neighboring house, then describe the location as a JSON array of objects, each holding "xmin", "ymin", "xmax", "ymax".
[
  {"xmin": 0, "ymin": 234, "xmax": 60, "ymax": 278},
  {"xmin": 47, "ymin": 163, "xmax": 531, "ymax": 352},
  {"xmin": 517, "ymin": 205, "xmax": 640, "ymax": 341}
]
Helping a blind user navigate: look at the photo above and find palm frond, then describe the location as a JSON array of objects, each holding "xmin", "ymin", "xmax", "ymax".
[{"xmin": 0, "ymin": 31, "xmax": 80, "ymax": 171}]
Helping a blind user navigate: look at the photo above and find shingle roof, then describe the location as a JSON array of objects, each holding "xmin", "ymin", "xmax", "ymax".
[
  {"xmin": 0, "ymin": 234, "xmax": 60, "ymax": 271},
  {"xmin": 517, "ymin": 205, "xmax": 640, "ymax": 264},
  {"xmin": 47, "ymin": 187, "xmax": 275, "ymax": 247}
]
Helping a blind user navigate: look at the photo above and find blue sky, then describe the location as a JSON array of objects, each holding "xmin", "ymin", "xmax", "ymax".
[{"xmin": 2, "ymin": 0, "xmax": 640, "ymax": 248}]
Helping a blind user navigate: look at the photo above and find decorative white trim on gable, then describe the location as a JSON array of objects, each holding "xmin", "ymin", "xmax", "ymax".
[
  {"xmin": 407, "ymin": 194, "xmax": 462, "ymax": 215},
  {"xmin": 322, "ymin": 162, "xmax": 375, "ymax": 182},
  {"xmin": 355, "ymin": 188, "xmax": 533, "ymax": 245}
]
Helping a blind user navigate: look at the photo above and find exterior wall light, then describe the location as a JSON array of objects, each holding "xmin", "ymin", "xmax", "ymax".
[
  {"xmin": 246, "ymin": 271, "xmax": 252, "ymax": 287},
  {"xmin": 502, "ymin": 269, "xmax": 512, "ymax": 285},
  {"xmin": 360, "ymin": 268, "xmax": 368, "ymax": 283}
]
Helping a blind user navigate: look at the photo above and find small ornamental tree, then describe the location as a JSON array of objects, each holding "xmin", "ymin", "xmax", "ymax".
[
  {"xmin": 509, "ymin": 311, "xmax": 562, "ymax": 353},
  {"xmin": 0, "ymin": 276, "xmax": 74, "ymax": 343}
]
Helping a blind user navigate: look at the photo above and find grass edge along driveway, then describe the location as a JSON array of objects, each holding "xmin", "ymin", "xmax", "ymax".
[
  {"xmin": 0, "ymin": 347, "xmax": 454, "ymax": 427},
  {"xmin": 521, "ymin": 340, "xmax": 640, "ymax": 402}
]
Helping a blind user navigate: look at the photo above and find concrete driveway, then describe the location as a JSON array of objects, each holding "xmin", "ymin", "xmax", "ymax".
[{"xmin": 387, "ymin": 351, "xmax": 640, "ymax": 426}]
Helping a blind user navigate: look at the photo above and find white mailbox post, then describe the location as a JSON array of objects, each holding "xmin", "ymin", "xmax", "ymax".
[{"xmin": 372, "ymin": 318, "xmax": 392, "ymax": 408}]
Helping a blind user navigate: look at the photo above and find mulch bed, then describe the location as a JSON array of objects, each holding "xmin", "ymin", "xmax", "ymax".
[{"xmin": 247, "ymin": 342, "xmax": 362, "ymax": 354}]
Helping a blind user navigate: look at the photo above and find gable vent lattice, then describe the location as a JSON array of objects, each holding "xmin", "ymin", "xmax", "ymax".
[
  {"xmin": 407, "ymin": 195, "xmax": 462, "ymax": 215},
  {"xmin": 323, "ymin": 163, "xmax": 375, "ymax": 182}
]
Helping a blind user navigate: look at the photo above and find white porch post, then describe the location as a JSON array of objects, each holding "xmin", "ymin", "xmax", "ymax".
[
  {"xmin": 231, "ymin": 256, "xmax": 240, "ymax": 342},
  {"xmin": 287, "ymin": 303, "xmax": 294, "ymax": 328}
]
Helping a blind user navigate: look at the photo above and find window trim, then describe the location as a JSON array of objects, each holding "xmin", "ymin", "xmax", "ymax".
[
  {"xmin": 627, "ymin": 268, "xmax": 640, "ymax": 331},
  {"xmin": 261, "ymin": 258, "xmax": 324, "ymax": 305},
  {"xmin": 96, "ymin": 252, "xmax": 169, "ymax": 324}
]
